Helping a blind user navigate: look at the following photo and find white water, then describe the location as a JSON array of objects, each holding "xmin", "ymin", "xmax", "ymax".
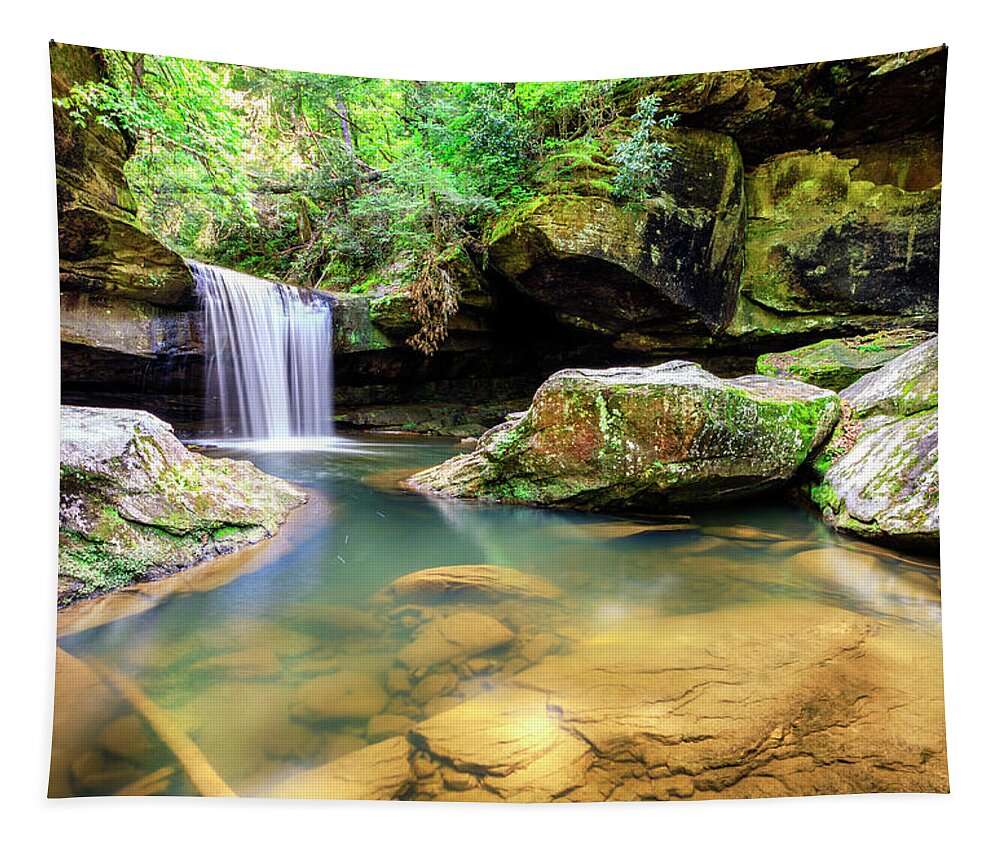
[{"xmin": 189, "ymin": 261, "xmax": 334, "ymax": 439}]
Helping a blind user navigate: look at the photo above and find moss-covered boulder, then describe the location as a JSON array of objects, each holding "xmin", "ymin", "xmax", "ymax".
[
  {"xmin": 51, "ymin": 43, "xmax": 193, "ymax": 306},
  {"xmin": 756, "ymin": 329, "xmax": 934, "ymax": 390},
  {"xmin": 728, "ymin": 150, "xmax": 940, "ymax": 341},
  {"xmin": 809, "ymin": 337, "xmax": 938, "ymax": 550},
  {"xmin": 405, "ymin": 361, "xmax": 840, "ymax": 510},
  {"xmin": 59, "ymin": 406, "xmax": 306, "ymax": 603},
  {"xmin": 486, "ymin": 129, "xmax": 744, "ymax": 353}
]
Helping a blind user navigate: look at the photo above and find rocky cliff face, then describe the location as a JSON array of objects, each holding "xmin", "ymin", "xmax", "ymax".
[
  {"xmin": 487, "ymin": 130, "xmax": 745, "ymax": 354},
  {"xmin": 51, "ymin": 44, "xmax": 194, "ymax": 306},
  {"xmin": 484, "ymin": 48, "xmax": 944, "ymax": 359}
]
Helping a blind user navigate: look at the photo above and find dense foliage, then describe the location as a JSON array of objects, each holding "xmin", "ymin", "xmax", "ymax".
[{"xmin": 56, "ymin": 51, "xmax": 676, "ymax": 350}]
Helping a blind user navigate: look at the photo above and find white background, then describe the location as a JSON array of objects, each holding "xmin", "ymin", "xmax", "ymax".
[{"xmin": 1, "ymin": 2, "xmax": 996, "ymax": 849}]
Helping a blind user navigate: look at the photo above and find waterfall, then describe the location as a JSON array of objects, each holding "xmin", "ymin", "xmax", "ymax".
[{"xmin": 189, "ymin": 261, "xmax": 334, "ymax": 439}]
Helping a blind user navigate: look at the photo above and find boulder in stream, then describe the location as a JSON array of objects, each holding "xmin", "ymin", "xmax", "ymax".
[
  {"xmin": 404, "ymin": 361, "xmax": 840, "ymax": 510},
  {"xmin": 756, "ymin": 328, "xmax": 934, "ymax": 391},
  {"xmin": 58, "ymin": 405, "xmax": 306, "ymax": 603},
  {"xmin": 809, "ymin": 336, "xmax": 939, "ymax": 549},
  {"xmin": 379, "ymin": 564, "xmax": 561, "ymax": 603}
]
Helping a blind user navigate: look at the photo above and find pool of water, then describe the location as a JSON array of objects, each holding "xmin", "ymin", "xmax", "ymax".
[{"xmin": 52, "ymin": 433, "xmax": 942, "ymax": 798}]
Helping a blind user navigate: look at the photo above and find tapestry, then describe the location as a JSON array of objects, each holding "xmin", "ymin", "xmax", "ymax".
[{"xmin": 51, "ymin": 41, "xmax": 947, "ymax": 801}]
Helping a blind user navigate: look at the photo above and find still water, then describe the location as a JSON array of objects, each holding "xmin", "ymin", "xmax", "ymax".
[{"xmin": 53, "ymin": 434, "xmax": 941, "ymax": 798}]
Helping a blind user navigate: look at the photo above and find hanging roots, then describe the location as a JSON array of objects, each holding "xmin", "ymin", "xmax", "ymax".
[{"xmin": 406, "ymin": 251, "xmax": 459, "ymax": 356}]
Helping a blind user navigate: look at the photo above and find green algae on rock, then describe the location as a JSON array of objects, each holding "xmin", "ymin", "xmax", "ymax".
[
  {"xmin": 809, "ymin": 336, "xmax": 939, "ymax": 549},
  {"xmin": 58, "ymin": 406, "xmax": 306, "ymax": 603},
  {"xmin": 728, "ymin": 149, "xmax": 940, "ymax": 342},
  {"xmin": 756, "ymin": 329, "xmax": 934, "ymax": 391},
  {"xmin": 404, "ymin": 361, "xmax": 840, "ymax": 510}
]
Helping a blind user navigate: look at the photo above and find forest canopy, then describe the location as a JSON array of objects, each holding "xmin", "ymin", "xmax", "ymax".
[{"xmin": 55, "ymin": 50, "xmax": 674, "ymax": 300}]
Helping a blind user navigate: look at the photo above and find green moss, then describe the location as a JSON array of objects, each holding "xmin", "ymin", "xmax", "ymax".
[
  {"xmin": 59, "ymin": 532, "xmax": 149, "ymax": 595},
  {"xmin": 487, "ymin": 194, "xmax": 550, "ymax": 243}
]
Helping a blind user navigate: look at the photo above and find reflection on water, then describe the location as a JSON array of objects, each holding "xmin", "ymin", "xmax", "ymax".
[{"xmin": 52, "ymin": 434, "xmax": 941, "ymax": 798}]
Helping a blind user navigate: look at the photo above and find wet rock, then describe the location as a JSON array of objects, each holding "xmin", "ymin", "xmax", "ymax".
[
  {"xmin": 398, "ymin": 612, "xmax": 515, "ymax": 669},
  {"xmin": 411, "ymin": 688, "xmax": 593, "ymax": 803},
  {"xmin": 97, "ymin": 715, "xmax": 153, "ymax": 764},
  {"xmin": 840, "ymin": 336, "xmax": 939, "ymax": 419},
  {"xmin": 190, "ymin": 648, "xmax": 281, "ymax": 680},
  {"xmin": 555, "ymin": 519, "xmax": 698, "ymax": 541},
  {"xmin": 366, "ymin": 714, "xmax": 416, "ymax": 741},
  {"xmin": 756, "ymin": 329, "xmax": 934, "ymax": 391},
  {"xmin": 408, "ymin": 601, "xmax": 946, "ymax": 801},
  {"xmin": 519, "ymin": 633, "xmax": 561, "ymax": 663},
  {"xmin": 259, "ymin": 723, "xmax": 323, "ymax": 762},
  {"xmin": 406, "ymin": 361, "xmax": 840, "ymax": 510},
  {"xmin": 423, "ymin": 696, "xmax": 464, "ymax": 717},
  {"xmin": 466, "ymin": 657, "xmax": 495, "ymax": 675},
  {"xmin": 58, "ymin": 406, "xmax": 306, "ymax": 603},
  {"xmin": 290, "ymin": 671, "xmax": 388, "ymax": 724},
  {"xmin": 700, "ymin": 525, "xmax": 787, "ymax": 543},
  {"xmin": 267, "ymin": 735, "xmax": 414, "ymax": 799},
  {"xmin": 70, "ymin": 750, "xmax": 144, "ymax": 795},
  {"xmin": 411, "ymin": 670, "xmax": 459, "ymax": 704},
  {"xmin": 320, "ymin": 732, "xmax": 369, "ymax": 762},
  {"xmin": 379, "ymin": 564, "xmax": 561, "ymax": 603},
  {"xmin": 385, "ymin": 667, "xmax": 413, "ymax": 696},
  {"xmin": 810, "ymin": 337, "xmax": 939, "ymax": 549}
]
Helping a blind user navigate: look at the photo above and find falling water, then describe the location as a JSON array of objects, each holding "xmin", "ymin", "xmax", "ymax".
[{"xmin": 189, "ymin": 261, "xmax": 334, "ymax": 439}]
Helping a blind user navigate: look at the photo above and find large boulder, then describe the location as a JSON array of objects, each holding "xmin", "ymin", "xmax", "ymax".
[
  {"xmin": 58, "ymin": 405, "xmax": 306, "ymax": 602},
  {"xmin": 809, "ymin": 337, "xmax": 939, "ymax": 549},
  {"xmin": 51, "ymin": 43, "xmax": 193, "ymax": 306},
  {"xmin": 405, "ymin": 361, "xmax": 840, "ymax": 510},
  {"xmin": 486, "ymin": 129, "xmax": 744, "ymax": 353},
  {"xmin": 756, "ymin": 328, "xmax": 934, "ymax": 391},
  {"xmin": 728, "ymin": 149, "xmax": 940, "ymax": 341}
]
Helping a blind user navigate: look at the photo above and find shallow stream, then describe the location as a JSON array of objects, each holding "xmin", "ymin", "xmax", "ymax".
[{"xmin": 53, "ymin": 434, "xmax": 942, "ymax": 798}]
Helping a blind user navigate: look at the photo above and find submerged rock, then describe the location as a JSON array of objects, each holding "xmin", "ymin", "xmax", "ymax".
[
  {"xmin": 379, "ymin": 564, "xmax": 561, "ymax": 603},
  {"xmin": 397, "ymin": 612, "xmax": 515, "ymax": 669},
  {"xmin": 406, "ymin": 601, "xmax": 947, "ymax": 801},
  {"xmin": 756, "ymin": 329, "xmax": 934, "ymax": 391},
  {"xmin": 290, "ymin": 671, "xmax": 388, "ymax": 723},
  {"xmin": 58, "ymin": 405, "xmax": 306, "ymax": 603},
  {"xmin": 404, "ymin": 361, "xmax": 840, "ymax": 510},
  {"xmin": 267, "ymin": 735, "xmax": 413, "ymax": 800},
  {"xmin": 809, "ymin": 337, "xmax": 939, "ymax": 549}
]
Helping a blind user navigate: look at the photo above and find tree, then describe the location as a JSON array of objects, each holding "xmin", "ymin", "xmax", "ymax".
[{"xmin": 610, "ymin": 95, "xmax": 677, "ymax": 201}]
